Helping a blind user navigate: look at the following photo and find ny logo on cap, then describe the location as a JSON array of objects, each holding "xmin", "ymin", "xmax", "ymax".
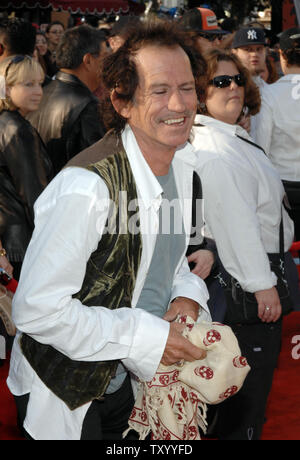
[{"xmin": 247, "ymin": 29, "xmax": 257, "ymax": 40}]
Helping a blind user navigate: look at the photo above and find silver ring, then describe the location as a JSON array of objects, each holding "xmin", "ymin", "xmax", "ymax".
[{"xmin": 265, "ymin": 306, "xmax": 271, "ymax": 311}]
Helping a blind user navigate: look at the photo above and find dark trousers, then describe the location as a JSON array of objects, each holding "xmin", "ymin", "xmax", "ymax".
[
  {"xmin": 14, "ymin": 374, "xmax": 136, "ymax": 440},
  {"xmin": 215, "ymin": 320, "xmax": 282, "ymax": 440},
  {"xmin": 282, "ymin": 180, "xmax": 300, "ymax": 241},
  {"xmin": 80, "ymin": 374, "xmax": 136, "ymax": 440}
]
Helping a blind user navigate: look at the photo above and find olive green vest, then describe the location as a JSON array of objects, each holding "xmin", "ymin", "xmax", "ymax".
[{"xmin": 20, "ymin": 132, "xmax": 142, "ymax": 410}]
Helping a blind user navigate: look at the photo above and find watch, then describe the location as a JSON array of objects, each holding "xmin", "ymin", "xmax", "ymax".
[{"xmin": 0, "ymin": 248, "xmax": 6, "ymax": 257}]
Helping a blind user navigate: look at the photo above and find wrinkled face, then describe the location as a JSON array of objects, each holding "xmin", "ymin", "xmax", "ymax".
[
  {"xmin": 233, "ymin": 44, "xmax": 266, "ymax": 75},
  {"xmin": 36, "ymin": 34, "xmax": 48, "ymax": 56},
  {"xmin": 46, "ymin": 24, "xmax": 64, "ymax": 47},
  {"xmin": 206, "ymin": 60, "xmax": 245, "ymax": 125},
  {"xmin": 8, "ymin": 72, "xmax": 44, "ymax": 116},
  {"xmin": 124, "ymin": 45, "xmax": 197, "ymax": 156}
]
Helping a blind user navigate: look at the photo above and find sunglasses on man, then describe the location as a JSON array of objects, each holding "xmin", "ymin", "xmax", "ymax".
[
  {"xmin": 209, "ymin": 73, "xmax": 246, "ymax": 89},
  {"xmin": 197, "ymin": 33, "xmax": 223, "ymax": 42}
]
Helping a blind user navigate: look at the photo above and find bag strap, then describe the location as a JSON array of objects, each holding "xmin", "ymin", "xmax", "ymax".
[
  {"xmin": 192, "ymin": 171, "xmax": 202, "ymax": 230},
  {"xmin": 280, "ymin": 208, "xmax": 284, "ymax": 259},
  {"xmin": 236, "ymin": 134, "xmax": 267, "ymax": 156}
]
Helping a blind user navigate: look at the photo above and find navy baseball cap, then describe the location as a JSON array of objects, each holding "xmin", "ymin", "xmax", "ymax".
[
  {"xmin": 232, "ymin": 27, "xmax": 267, "ymax": 48},
  {"xmin": 279, "ymin": 27, "xmax": 300, "ymax": 51}
]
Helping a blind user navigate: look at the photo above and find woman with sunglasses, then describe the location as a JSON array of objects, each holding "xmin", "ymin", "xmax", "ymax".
[
  {"xmin": 182, "ymin": 49, "xmax": 296, "ymax": 440},
  {"xmin": 0, "ymin": 55, "xmax": 52, "ymax": 282}
]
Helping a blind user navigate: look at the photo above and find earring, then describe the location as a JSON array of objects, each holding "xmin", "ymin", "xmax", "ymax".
[{"xmin": 243, "ymin": 106, "xmax": 249, "ymax": 116}]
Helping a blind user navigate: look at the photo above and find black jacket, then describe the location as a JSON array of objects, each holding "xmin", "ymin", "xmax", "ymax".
[
  {"xmin": 0, "ymin": 110, "xmax": 52, "ymax": 262},
  {"xmin": 27, "ymin": 71, "xmax": 106, "ymax": 176}
]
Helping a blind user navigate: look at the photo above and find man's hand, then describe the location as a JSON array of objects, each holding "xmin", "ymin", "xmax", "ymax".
[
  {"xmin": 255, "ymin": 287, "xmax": 282, "ymax": 323},
  {"xmin": 163, "ymin": 297, "xmax": 199, "ymax": 322},
  {"xmin": 160, "ymin": 322, "xmax": 206, "ymax": 366},
  {"xmin": 187, "ymin": 249, "xmax": 215, "ymax": 279}
]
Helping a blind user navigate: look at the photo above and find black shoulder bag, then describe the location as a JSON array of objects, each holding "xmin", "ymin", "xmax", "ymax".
[{"xmin": 220, "ymin": 212, "xmax": 293, "ymax": 325}]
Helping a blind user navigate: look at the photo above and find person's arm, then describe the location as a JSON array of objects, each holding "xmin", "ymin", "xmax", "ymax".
[
  {"xmin": 164, "ymin": 252, "xmax": 210, "ymax": 324},
  {"xmin": 187, "ymin": 237, "xmax": 217, "ymax": 279},
  {"xmin": 198, "ymin": 159, "xmax": 276, "ymax": 293},
  {"xmin": 254, "ymin": 88, "xmax": 274, "ymax": 155},
  {"xmin": 0, "ymin": 241, "xmax": 13, "ymax": 277},
  {"xmin": 13, "ymin": 168, "xmax": 204, "ymax": 381},
  {"xmin": 3, "ymin": 121, "xmax": 49, "ymax": 224}
]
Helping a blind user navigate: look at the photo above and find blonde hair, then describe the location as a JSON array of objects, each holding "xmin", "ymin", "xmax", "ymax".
[{"xmin": 0, "ymin": 55, "xmax": 44, "ymax": 112}]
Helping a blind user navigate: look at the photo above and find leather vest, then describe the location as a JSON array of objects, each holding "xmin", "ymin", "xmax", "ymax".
[{"xmin": 20, "ymin": 135, "xmax": 142, "ymax": 410}]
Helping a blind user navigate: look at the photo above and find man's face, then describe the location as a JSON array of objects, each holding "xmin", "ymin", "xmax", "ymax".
[
  {"xmin": 124, "ymin": 45, "xmax": 197, "ymax": 156},
  {"xmin": 46, "ymin": 24, "xmax": 64, "ymax": 47},
  {"xmin": 195, "ymin": 34, "xmax": 223, "ymax": 54},
  {"xmin": 233, "ymin": 44, "xmax": 266, "ymax": 76}
]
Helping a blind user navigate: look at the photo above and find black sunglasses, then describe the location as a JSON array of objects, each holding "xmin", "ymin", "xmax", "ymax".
[
  {"xmin": 209, "ymin": 74, "xmax": 246, "ymax": 89},
  {"xmin": 198, "ymin": 33, "xmax": 222, "ymax": 42},
  {"xmin": 4, "ymin": 55, "xmax": 32, "ymax": 80}
]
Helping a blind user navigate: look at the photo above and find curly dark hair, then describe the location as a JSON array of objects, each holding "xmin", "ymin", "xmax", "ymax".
[
  {"xmin": 281, "ymin": 48, "xmax": 300, "ymax": 67},
  {"xmin": 0, "ymin": 17, "xmax": 36, "ymax": 56},
  {"xmin": 198, "ymin": 48, "xmax": 261, "ymax": 117},
  {"xmin": 100, "ymin": 17, "xmax": 207, "ymax": 132},
  {"xmin": 56, "ymin": 25, "xmax": 107, "ymax": 69}
]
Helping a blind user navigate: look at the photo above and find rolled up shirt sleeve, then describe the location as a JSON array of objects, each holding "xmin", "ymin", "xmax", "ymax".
[{"xmin": 12, "ymin": 167, "xmax": 169, "ymax": 382}]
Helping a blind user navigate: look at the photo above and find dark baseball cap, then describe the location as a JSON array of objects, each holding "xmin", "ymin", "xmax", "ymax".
[
  {"xmin": 179, "ymin": 7, "xmax": 226, "ymax": 35},
  {"xmin": 232, "ymin": 27, "xmax": 267, "ymax": 48},
  {"xmin": 279, "ymin": 27, "xmax": 300, "ymax": 51}
]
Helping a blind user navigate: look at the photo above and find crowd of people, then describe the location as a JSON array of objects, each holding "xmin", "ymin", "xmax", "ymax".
[{"xmin": 0, "ymin": 6, "xmax": 299, "ymax": 441}]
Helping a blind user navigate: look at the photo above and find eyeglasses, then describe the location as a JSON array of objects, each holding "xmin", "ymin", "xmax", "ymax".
[
  {"xmin": 198, "ymin": 33, "xmax": 222, "ymax": 42},
  {"xmin": 4, "ymin": 55, "xmax": 32, "ymax": 80},
  {"xmin": 209, "ymin": 74, "xmax": 246, "ymax": 89},
  {"xmin": 49, "ymin": 30, "xmax": 64, "ymax": 35}
]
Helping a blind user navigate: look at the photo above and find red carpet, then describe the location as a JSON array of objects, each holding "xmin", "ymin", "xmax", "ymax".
[
  {"xmin": 261, "ymin": 311, "xmax": 300, "ymax": 440},
  {"xmin": 0, "ymin": 358, "xmax": 24, "ymax": 440},
  {"xmin": 1, "ymin": 312, "xmax": 300, "ymax": 440}
]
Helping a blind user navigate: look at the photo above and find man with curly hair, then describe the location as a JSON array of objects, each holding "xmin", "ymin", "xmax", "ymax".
[{"xmin": 7, "ymin": 19, "xmax": 211, "ymax": 440}]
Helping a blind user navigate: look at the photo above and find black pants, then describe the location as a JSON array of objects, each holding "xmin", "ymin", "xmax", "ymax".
[
  {"xmin": 14, "ymin": 374, "xmax": 136, "ymax": 440},
  {"xmin": 80, "ymin": 374, "xmax": 136, "ymax": 440},
  {"xmin": 215, "ymin": 320, "xmax": 282, "ymax": 440},
  {"xmin": 0, "ymin": 261, "xmax": 22, "ymax": 360},
  {"xmin": 282, "ymin": 180, "xmax": 300, "ymax": 241}
]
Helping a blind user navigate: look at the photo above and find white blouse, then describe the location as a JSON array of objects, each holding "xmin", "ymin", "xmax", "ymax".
[{"xmin": 182, "ymin": 114, "xmax": 294, "ymax": 293}]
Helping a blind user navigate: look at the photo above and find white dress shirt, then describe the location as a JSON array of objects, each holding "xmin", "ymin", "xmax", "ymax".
[
  {"xmin": 250, "ymin": 75, "xmax": 268, "ymax": 139},
  {"xmin": 254, "ymin": 74, "xmax": 300, "ymax": 181},
  {"xmin": 185, "ymin": 115, "xmax": 294, "ymax": 293},
  {"xmin": 7, "ymin": 125, "xmax": 210, "ymax": 440}
]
